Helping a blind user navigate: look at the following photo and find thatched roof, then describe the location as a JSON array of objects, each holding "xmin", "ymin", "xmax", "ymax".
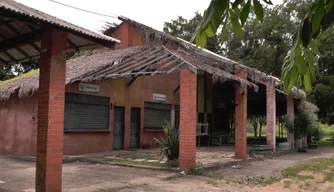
[
  {"xmin": 299, "ymin": 100, "xmax": 320, "ymax": 113},
  {"xmin": 0, "ymin": 46, "xmax": 147, "ymax": 100},
  {"xmin": 115, "ymin": 16, "xmax": 306, "ymax": 99},
  {"xmin": 0, "ymin": 44, "xmax": 259, "ymax": 100}
]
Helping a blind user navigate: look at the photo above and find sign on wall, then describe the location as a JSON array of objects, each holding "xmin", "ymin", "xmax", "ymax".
[
  {"xmin": 79, "ymin": 83, "xmax": 100, "ymax": 94},
  {"xmin": 153, "ymin": 93, "xmax": 166, "ymax": 102}
]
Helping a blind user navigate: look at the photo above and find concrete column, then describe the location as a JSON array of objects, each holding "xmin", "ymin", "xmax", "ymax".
[
  {"xmin": 235, "ymin": 69, "xmax": 247, "ymax": 159},
  {"xmin": 179, "ymin": 69, "xmax": 197, "ymax": 170},
  {"xmin": 266, "ymin": 81, "xmax": 276, "ymax": 151},
  {"xmin": 36, "ymin": 29, "xmax": 67, "ymax": 192},
  {"xmin": 287, "ymin": 94, "xmax": 295, "ymax": 149}
]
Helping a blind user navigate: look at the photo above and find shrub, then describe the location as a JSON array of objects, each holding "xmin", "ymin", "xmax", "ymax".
[
  {"xmin": 282, "ymin": 109, "xmax": 320, "ymax": 139},
  {"xmin": 154, "ymin": 123, "xmax": 179, "ymax": 162}
]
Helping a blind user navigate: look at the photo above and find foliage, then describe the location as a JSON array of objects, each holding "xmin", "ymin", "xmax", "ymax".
[
  {"xmin": 163, "ymin": 12, "xmax": 223, "ymax": 53},
  {"xmin": 154, "ymin": 123, "xmax": 179, "ymax": 161},
  {"xmin": 224, "ymin": 3, "xmax": 302, "ymax": 77},
  {"xmin": 282, "ymin": 109, "xmax": 320, "ymax": 139},
  {"xmin": 249, "ymin": 116, "xmax": 265, "ymax": 138},
  {"xmin": 194, "ymin": 0, "xmax": 334, "ymax": 92},
  {"xmin": 187, "ymin": 162, "xmax": 204, "ymax": 175}
]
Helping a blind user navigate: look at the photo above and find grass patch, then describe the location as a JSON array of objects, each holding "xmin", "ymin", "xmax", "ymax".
[
  {"xmin": 283, "ymin": 180, "xmax": 292, "ymax": 188},
  {"xmin": 187, "ymin": 163, "xmax": 204, "ymax": 175},
  {"xmin": 206, "ymin": 180, "xmax": 218, "ymax": 186},
  {"xmin": 105, "ymin": 158, "xmax": 163, "ymax": 167},
  {"xmin": 318, "ymin": 140, "xmax": 334, "ymax": 146},
  {"xmin": 283, "ymin": 158, "xmax": 334, "ymax": 180},
  {"xmin": 205, "ymin": 172, "xmax": 225, "ymax": 180},
  {"xmin": 0, "ymin": 69, "xmax": 39, "ymax": 87},
  {"xmin": 324, "ymin": 172, "xmax": 334, "ymax": 182}
]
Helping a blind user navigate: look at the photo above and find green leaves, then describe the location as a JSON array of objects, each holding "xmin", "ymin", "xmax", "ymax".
[
  {"xmin": 312, "ymin": 0, "xmax": 325, "ymax": 36},
  {"xmin": 253, "ymin": 0, "xmax": 264, "ymax": 22},
  {"xmin": 195, "ymin": 30, "xmax": 207, "ymax": 48},
  {"xmin": 302, "ymin": 18, "xmax": 312, "ymax": 47},
  {"xmin": 230, "ymin": 10, "xmax": 243, "ymax": 39},
  {"xmin": 241, "ymin": 0, "xmax": 251, "ymax": 25}
]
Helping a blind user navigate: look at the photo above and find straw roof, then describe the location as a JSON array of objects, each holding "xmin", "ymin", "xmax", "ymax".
[
  {"xmin": 0, "ymin": 44, "xmax": 260, "ymax": 100},
  {"xmin": 115, "ymin": 16, "xmax": 306, "ymax": 99},
  {"xmin": 0, "ymin": 46, "xmax": 147, "ymax": 100}
]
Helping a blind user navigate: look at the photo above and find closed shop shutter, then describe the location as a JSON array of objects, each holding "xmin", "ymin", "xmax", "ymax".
[
  {"xmin": 64, "ymin": 93, "xmax": 110, "ymax": 132},
  {"xmin": 144, "ymin": 102, "xmax": 171, "ymax": 130}
]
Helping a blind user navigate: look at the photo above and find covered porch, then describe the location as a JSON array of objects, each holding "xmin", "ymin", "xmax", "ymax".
[{"xmin": 0, "ymin": 1, "xmax": 118, "ymax": 191}]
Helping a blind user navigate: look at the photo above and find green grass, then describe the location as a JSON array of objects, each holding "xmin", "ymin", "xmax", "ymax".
[
  {"xmin": 0, "ymin": 69, "xmax": 39, "ymax": 87},
  {"xmin": 283, "ymin": 180, "xmax": 292, "ymax": 188},
  {"xmin": 105, "ymin": 158, "xmax": 163, "ymax": 167},
  {"xmin": 206, "ymin": 180, "xmax": 218, "ymax": 186},
  {"xmin": 283, "ymin": 158, "xmax": 334, "ymax": 181},
  {"xmin": 247, "ymin": 124, "xmax": 286, "ymax": 138},
  {"xmin": 318, "ymin": 140, "xmax": 334, "ymax": 146}
]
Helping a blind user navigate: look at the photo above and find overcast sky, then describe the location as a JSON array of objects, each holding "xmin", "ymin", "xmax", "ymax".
[{"xmin": 16, "ymin": 0, "xmax": 283, "ymax": 33}]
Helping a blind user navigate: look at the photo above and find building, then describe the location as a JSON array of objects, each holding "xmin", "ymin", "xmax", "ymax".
[{"xmin": 0, "ymin": 16, "xmax": 317, "ymax": 164}]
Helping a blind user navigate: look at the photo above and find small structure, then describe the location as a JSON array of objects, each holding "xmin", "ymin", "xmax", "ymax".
[
  {"xmin": 0, "ymin": 13, "xmax": 318, "ymax": 176},
  {"xmin": 0, "ymin": 0, "xmax": 118, "ymax": 191}
]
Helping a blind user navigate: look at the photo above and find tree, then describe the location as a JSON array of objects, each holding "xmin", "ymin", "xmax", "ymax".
[
  {"xmin": 193, "ymin": 0, "xmax": 334, "ymax": 93},
  {"xmin": 224, "ymin": 3, "xmax": 300, "ymax": 76},
  {"xmin": 163, "ymin": 12, "xmax": 223, "ymax": 53}
]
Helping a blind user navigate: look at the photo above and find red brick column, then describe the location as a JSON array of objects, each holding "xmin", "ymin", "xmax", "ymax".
[
  {"xmin": 235, "ymin": 69, "xmax": 247, "ymax": 159},
  {"xmin": 266, "ymin": 81, "xmax": 276, "ymax": 151},
  {"xmin": 124, "ymin": 84, "xmax": 131, "ymax": 150},
  {"xmin": 179, "ymin": 69, "xmax": 197, "ymax": 170},
  {"xmin": 287, "ymin": 94, "xmax": 295, "ymax": 149},
  {"xmin": 36, "ymin": 29, "xmax": 67, "ymax": 192}
]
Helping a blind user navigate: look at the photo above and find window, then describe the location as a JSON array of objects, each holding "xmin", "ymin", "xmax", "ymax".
[
  {"xmin": 64, "ymin": 93, "xmax": 110, "ymax": 132},
  {"xmin": 144, "ymin": 102, "xmax": 171, "ymax": 130}
]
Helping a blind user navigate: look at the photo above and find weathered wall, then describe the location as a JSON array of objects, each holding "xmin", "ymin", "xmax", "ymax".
[
  {"xmin": 140, "ymin": 74, "xmax": 180, "ymax": 148},
  {"xmin": 0, "ymin": 95, "xmax": 37, "ymax": 155},
  {"xmin": 109, "ymin": 22, "xmax": 144, "ymax": 49}
]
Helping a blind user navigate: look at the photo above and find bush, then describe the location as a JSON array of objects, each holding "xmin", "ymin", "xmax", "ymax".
[
  {"xmin": 154, "ymin": 123, "xmax": 179, "ymax": 162},
  {"xmin": 282, "ymin": 109, "xmax": 320, "ymax": 140}
]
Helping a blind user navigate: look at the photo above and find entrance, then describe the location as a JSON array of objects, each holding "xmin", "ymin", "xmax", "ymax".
[
  {"xmin": 113, "ymin": 106, "xmax": 125, "ymax": 150},
  {"xmin": 130, "ymin": 108, "xmax": 140, "ymax": 148}
]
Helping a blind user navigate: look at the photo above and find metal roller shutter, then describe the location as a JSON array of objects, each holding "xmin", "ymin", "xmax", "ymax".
[
  {"xmin": 64, "ymin": 93, "xmax": 110, "ymax": 132},
  {"xmin": 144, "ymin": 102, "xmax": 171, "ymax": 130}
]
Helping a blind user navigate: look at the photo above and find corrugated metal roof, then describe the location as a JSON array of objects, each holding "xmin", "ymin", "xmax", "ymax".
[
  {"xmin": 0, "ymin": 0, "xmax": 119, "ymax": 43},
  {"xmin": 0, "ymin": 0, "xmax": 119, "ymax": 65}
]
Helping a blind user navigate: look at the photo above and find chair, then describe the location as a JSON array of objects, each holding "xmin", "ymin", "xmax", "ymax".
[{"xmin": 196, "ymin": 123, "xmax": 210, "ymax": 147}]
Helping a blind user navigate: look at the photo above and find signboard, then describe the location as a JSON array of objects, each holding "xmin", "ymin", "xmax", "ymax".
[
  {"xmin": 79, "ymin": 83, "xmax": 100, "ymax": 94},
  {"xmin": 153, "ymin": 93, "xmax": 166, "ymax": 102}
]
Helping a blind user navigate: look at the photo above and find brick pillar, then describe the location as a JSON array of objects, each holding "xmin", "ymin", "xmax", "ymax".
[
  {"xmin": 124, "ymin": 83, "xmax": 131, "ymax": 150},
  {"xmin": 235, "ymin": 69, "xmax": 247, "ymax": 159},
  {"xmin": 266, "ymin": 81, "xmax": 276, "ymax": 151},
  {"xmin": 36, "ymin": 29, "xmax": 67, "ymax": 192},
  {"xmin": 179, "ymin": 69, "xmax": 197, "ymax": 170},
  {"xmin": 287, "ymin": 94, "xmax": 295, "ymax": 149}
]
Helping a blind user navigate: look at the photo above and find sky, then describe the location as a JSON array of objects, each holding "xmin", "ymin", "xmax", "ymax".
[{"xmin": 16, "ymin": 0, "xmax": 283, "ymax": 33}]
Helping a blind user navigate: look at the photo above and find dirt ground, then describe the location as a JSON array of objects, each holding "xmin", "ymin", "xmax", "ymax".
[{"xmin": 0, "ymin": 147, "xmax": 333, "ymax": 192}]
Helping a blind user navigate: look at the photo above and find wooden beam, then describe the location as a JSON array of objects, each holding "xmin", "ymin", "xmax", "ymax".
[
  {"xmin": 3, "ymin": 51, "xmax": 18, "ymax": 63},
  {"xmin": 0, "ymin": 9, "xmax": 116, "ymax": 48},
  {"xmin": 0, "ymin": 56, "xmax": 8, "ymax": 65},
  {"xmin": 29, "ymin": 43, "xmax": 41, "ymax": 52},
  {"xmin": 173, "ymin": 85, "xmax": 180, "ymax": 95},
  {"xmin": 127, "ymin": 76, "xmax": 138, "ymax": 87},
  {"xmin": 16, "ymin": 47, "xmax": 32, "ymax": 61},
  {"xmin": 0, "ymin": 17, "xmax": 21, "ymax": 35},
  {"xmin": 0, "ymin": 29, "xmax": 41, "ymax": 52},
  {"xmin": 67, "ymin": 39, "xmax": 79, "ymax": 51}
]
